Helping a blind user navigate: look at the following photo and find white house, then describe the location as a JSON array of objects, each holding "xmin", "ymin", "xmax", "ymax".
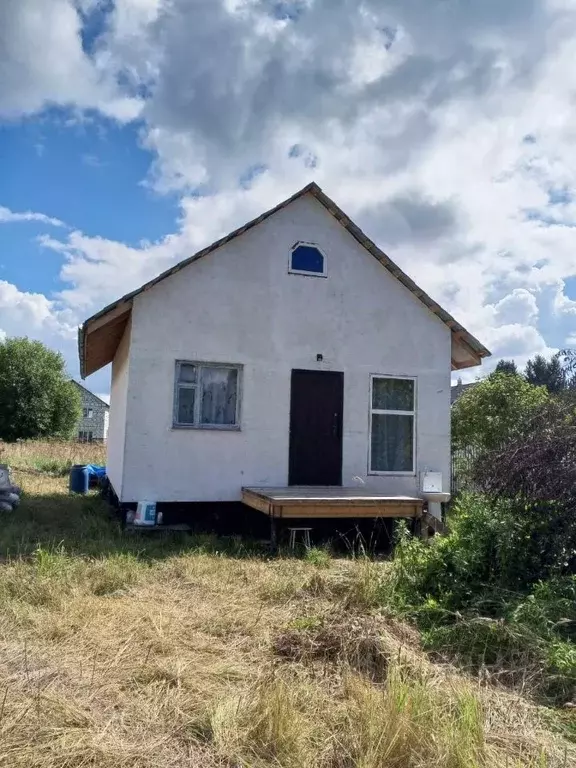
[{"xmin": 78, "ymin": 183, "xmax": 489, "ymax": 530}]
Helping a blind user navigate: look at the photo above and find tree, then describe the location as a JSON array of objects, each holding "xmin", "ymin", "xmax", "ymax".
[
  {"xmin": 452, "ymin": 371, "xmax": 549, "ymax": 453},
  {"xmin": 475, "ymin": 398, "xmax": 576, "ymax": 506},
  {"xmin": 0, "ymin": 337, "xmax": 81, "ymax": 442},
  {"xmin": 559, "ymin": 349, "xmax": 576, "ymax": 389},
  {"xmin": 494, "ymin": 359, "xmax": 518, "ymax": 375},
  {"xmin": 472, "ymin": 398, "xmax": 576, "ymax": 584},
  {"xmin": 525, "ymin": 353, "xmax": 567, "ymax": 393}
]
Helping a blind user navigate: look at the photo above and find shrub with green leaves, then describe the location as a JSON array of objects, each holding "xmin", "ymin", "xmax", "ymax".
[
  {"xmin": 389, "ymin": 500, "xmax": 576, "ymax": 702},
  {"xmin": 0, "ymin": 337, "xmax": 81, "ymax": 441},
  {"xmin": 452, "ymin": 372, "xmax": 549, "ymax": 453},
  {"xmin": 393, "ymin": 494, "xmax": 576, "ymax": 605}
]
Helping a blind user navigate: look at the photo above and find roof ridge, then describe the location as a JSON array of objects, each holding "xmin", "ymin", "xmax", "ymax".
[
  {"xmin": 71, "ymin": 379, "xmax": 110, "ymax": 407},
  {"xmin": 79, "ymin": 183, "xmax": 490, "ymax": 377}
]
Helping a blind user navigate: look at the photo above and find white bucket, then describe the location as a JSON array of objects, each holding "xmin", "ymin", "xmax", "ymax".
[{"xmin": 134, "ymin": 501, "xmax": 157, "ymax": 526}]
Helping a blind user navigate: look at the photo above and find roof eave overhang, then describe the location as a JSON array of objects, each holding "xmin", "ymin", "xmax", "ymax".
[
  {"xmin": 79, "ymin": 299, "xmax": 133, "ymax": 378},
  {"xmin": 451, "ymin": 335, "xmax": 488, "ymax": 371}
]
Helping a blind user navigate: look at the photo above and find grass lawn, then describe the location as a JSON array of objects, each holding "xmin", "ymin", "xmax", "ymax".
[{"xmin": 0, "ymin": 441, "xmax": 573, "ymax": 767}]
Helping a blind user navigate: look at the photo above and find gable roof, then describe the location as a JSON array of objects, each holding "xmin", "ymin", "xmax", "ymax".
[
  {"xmin": 72, "ymin": 379, "xmax": 110, "ymax": 409},
  {"xmin": 450, "ymin": 380, "xmax": 477, "ymax": 405},
  {"xmin": 78, "ymin": 182, "xmax": 490, "ymax": 377}
]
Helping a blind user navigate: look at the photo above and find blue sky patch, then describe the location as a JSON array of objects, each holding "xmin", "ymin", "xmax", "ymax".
[
  {"xmin": 288, "ymin": 143, "xmax": 318, "ymax": 169},
  {"xmin": 272, "ymin": 1, "xmax": 308, "ymax": 22},
  {"xmin": 239, "ymin": 164, "xmax": 267, "ymax": 189},
  {"xmin": 78, "ymin": 0, "xmax": 114, "ymax": 55},
  {"xmin": 0, "ymin": 110, "xmax": 179, "ymax": 245},
  {"xmin": 0, "ymin": 223, "xmax": 64, "ymax": 295},
  {"xmin": 548, "ymin": 187, "xmax": 571, "ymax": 205}
]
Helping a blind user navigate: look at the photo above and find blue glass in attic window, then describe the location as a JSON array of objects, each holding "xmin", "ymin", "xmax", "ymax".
[{"xmin": 291, "ymin": 244, "xmax": 325, "ymax": 275}]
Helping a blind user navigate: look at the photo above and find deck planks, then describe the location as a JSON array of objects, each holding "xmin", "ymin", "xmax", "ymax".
[{"xmin": 242, "ymin": 486, "xmax": 424, "ymax": 520}]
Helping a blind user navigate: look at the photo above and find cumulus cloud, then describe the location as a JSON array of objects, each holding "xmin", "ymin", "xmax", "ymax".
[
  {"xmin": 3, "ymin": 0, "xmax": 576, "ymax": 387},
  {"xmin": 553, "ymin": 280, "xmax": 576, "ymax": 316},
  {"xmin": 0, "ymin": 0, "xmax": 141, "ymax": 120},
  {"xmin": 0, "ymin": 280, "xmax": 80, "ymax": 376},
  {"xmin": 484, "ymin": 323, "xmax": 553, "ymax": 360},
  {"xmin": 494, "ymin": 289, "xmax": 539, "ymax": 326},
  {"xmin": 359, "ymin": 192, "xmax": 461, "ymax": 248},
  {"xmin": 0, "ymin": 280, "xmax": 76, "ymax": 339},
  {"xmin": 117, "ymin": 0, "xmax": 548, "ymax": 194}
]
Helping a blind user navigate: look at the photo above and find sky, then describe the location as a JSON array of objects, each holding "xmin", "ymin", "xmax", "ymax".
[{"xmin": 1, "ymin": 0, "xmax": 576, "ymax": 399}]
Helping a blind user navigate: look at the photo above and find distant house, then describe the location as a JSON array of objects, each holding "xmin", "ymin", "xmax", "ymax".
[
  {"xmin": 72, "ymin": 381, "xmax": 109, "ymax": 442},
  {"xmin": 78, "ymin": 182, "xmax": 489, "ymax": 530},
  {"xmin": 450, "ymin": 378, "xmax": 477, "ymax": 405}
]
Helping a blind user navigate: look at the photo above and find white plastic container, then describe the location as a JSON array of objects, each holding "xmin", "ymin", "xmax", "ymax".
[
  {"xmin": 0, "ymin": 465, "xmax": 10, "ymax": 489},
  {"xmin": 134, "ymin": 501, "xmax": 157, "ymax": 526}
]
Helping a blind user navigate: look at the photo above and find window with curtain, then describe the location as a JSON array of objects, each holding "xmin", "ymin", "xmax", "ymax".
[
  {"xmin": 369, "ymin": 376, "xmax": 415, "ymax": 473},
  {"xmin": 174, "ymin": 361, "xmax": 241, "ymax": 429}
]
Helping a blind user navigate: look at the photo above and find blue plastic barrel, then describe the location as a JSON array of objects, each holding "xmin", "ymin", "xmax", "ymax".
[{"xmin": 69, "ymin": 464, "xmax": 89, "ymax": 494}]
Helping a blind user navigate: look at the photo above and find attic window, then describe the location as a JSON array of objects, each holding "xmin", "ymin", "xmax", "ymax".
[{"xmin": 289, "ymin": 242, "xmax": 327, "ymax": 277}]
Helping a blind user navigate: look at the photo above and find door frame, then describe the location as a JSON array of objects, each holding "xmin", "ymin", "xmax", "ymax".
[{"xmin": 288, "ymin": 368, "xmax": 344, "ymax": 487}]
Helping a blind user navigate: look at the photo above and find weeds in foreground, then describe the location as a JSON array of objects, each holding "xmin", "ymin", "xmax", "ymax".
[
  {"xmin": 386, "ymin": 510, "xmax": 576, "ymax": 706},
  {"xmin": 0, "ymin": 540, "xmax": 570, "ymax": 766},
  {"xmin": 0, "ymin": 442, "xmax": 572, "ymax": 766},
  {"xmin": 304, "ymin": 546, "xmax": 332, "ymax": 568},
  {"xmin": 200, "ymin": 662, "xmax": 559, "ymax": 768}
]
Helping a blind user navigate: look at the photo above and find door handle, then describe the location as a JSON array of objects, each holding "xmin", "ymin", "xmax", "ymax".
[{"xmin": 332, "ymin": 413, "xmax": 339, "ymax": 437}]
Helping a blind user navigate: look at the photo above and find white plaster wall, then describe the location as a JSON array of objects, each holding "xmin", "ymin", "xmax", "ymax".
[
  {"xmin": 119, "ymin": 195, "xmax": 452, "ymax": 503},
  {"xmin": 106, "ymin": 319, "xmax": 131, "ymax": 496}
]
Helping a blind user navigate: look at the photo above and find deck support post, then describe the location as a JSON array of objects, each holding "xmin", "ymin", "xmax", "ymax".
[
  {"xmin": 269, "ymin": 514, "xmax": 278, "ymax": 553},
  {"xmin": 417, "ymin": 516, "xmax": 430, "ymax": 541}
]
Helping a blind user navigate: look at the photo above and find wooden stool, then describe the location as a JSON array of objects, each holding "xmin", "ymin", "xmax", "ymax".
[{"xmin": 288, "ymin": 527, "xmax": 312, "ymax": 550}]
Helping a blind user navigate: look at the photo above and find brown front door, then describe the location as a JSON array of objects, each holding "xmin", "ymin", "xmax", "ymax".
[{"xmin": 288, "ymin": 369, "xmax": 344, "ymax": 486}]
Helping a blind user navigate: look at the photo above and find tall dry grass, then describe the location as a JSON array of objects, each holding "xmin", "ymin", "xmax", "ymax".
[
  {"xmin": 0, "ymin": 442, "xmax": 571, "ymax": 767},
  {"xmin": 1, "ymin": 439, "xmax": 106, "ymax": 477}
]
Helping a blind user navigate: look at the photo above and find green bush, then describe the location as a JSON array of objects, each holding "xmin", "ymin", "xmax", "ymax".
[
  {"xmin": 393, "ymin": 494, "xmax": 576, "ymax": 606},
  {"xmin": 452, "ymin": 372, "xmax": 549, "ymax": 453},
  {"xmin": 388, "ymin": 499, "xmax": 576, "ymax": 703},
  {"xmin": 511, "ymin": 578, "xmax": 576, "ymax": 641},
  {"xmin": 422, "ymin": 617, "xmax": 545, "ymax": 671},
  {"xmin": 304, "ymin": 547, "xmax": 331, "ymax": 568},
  {"xmin": 0, "ymin": 337, "xmax": 81, "ymax": 441}
]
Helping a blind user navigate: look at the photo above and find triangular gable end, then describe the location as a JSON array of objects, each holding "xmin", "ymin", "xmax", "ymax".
[
  {"xmin": 71, "ymin": 380, "xmax": 110, "ymax": 409},
  {"xmin": 78, "ymin": 183, "xmax": 490, "ymax": 377}
]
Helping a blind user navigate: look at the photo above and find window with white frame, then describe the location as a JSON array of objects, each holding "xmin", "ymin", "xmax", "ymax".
[
  {"xmin": 289, "ymin": 242, "xmax": 327, "ymax": 277},
  {"xmin": 369, "ymin": 376, "xmax": 415, "ymax": 473},
  {"xmin": 83, "ymin": 408, "xmax": 93, "ymax": 419},
  {"xmin": 174, "ymin": 361, "xmax": 242, "ymax": 429}
]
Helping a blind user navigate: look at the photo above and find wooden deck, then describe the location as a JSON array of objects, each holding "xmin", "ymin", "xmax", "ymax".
[{"xmin": 242, "ymin": 487, "xmax": 424, "ymax": 520}]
